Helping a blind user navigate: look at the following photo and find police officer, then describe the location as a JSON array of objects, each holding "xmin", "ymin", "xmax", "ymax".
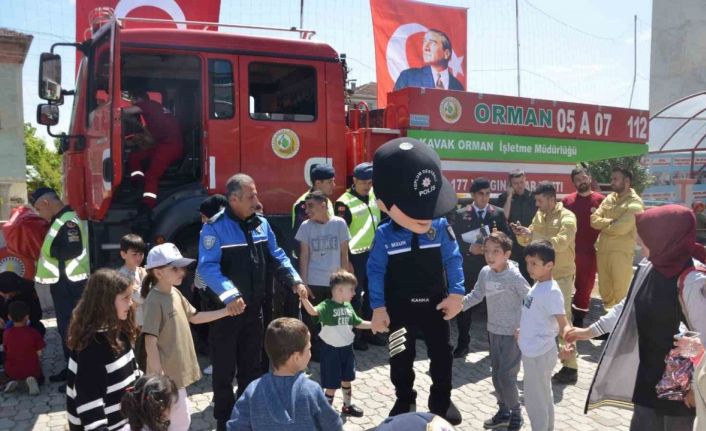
[
  {"xmin": 449, "ymin": 177, "xmax": 510, "ymax": 358},
  {"xmin": 368, "ymin": 139, "xmax": 464, "ymax": 425},
  {"xmin": 31, "ymin": 187, "xmax": 89, "ymax": 391},
  {"xmin": 197, "ymin": 174, "xmax": 308, "ymax": 431},
  {"xmin": 292, "ymin": 164, "xmax": 336, "ymax": 233},
  {"xmin": 334, "ymin": 162, "xmax": 385, "ymax": 350}
]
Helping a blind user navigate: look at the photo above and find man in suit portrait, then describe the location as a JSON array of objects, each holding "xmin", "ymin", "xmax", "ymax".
[{"xmin": 394, "ymin": 29, "xmax": 465, "ymax": 91}]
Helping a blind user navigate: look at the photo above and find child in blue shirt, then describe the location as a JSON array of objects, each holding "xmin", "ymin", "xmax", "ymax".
[{"xmin": 227, "ymin": 318, "xmax": 343, "ymax": 431}]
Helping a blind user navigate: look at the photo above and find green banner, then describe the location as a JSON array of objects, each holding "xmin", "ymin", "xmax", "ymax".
[{"xmin": 408, "ymin": 130, "xmax": 647, "ymax": 163}]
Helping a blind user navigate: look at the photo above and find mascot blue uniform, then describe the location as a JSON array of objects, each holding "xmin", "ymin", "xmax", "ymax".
[{"xmin": 367, "ymin": 138, "xmax": 465, "ymax": 425}]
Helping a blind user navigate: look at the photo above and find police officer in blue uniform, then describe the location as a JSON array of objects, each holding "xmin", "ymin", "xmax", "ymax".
[
  {"xmin": 367, "ymin": 138, "xmax": 465, "ymax": 425},
  {"xmin": 197, "ymin": 174, "xmax": 308, "ymax": 431}
]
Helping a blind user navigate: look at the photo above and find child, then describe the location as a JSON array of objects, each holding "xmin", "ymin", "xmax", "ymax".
[
  {"xmin": 120, "ymin": 374, "xmax": 179, "ymax": 431},
  {"xmin": 301, "ymin": 269, "xmax": 369, "ymax": 416},
  {"xmin": 141, "ymin": 243, "xmax": 233, "ymax": 430},
  {"xmin": 0, "ymin": 271, "xmax": 45, "ymax": 336},
  {"xmin": 118, "ymin": 234, "xmax": 148, "ymax": 328},
  {"xmin": 65, "ymin": 269, "xmax": 140, "ymax": 431},
  {"xmin": 3, "ymin": 301, "xmax": 45, "ymax": 395},
  {"xmin": 458, "ymin": 232, "xmax": 529, "ymax": 430},
  {"xmin": 518, "ymin": 241, "xmax": 573, "ymax": 431},
  {"xmin": 295, "ymin": 191, "xmax": 351, "ymax": 359},
  {"xmin": 227, "ymin": 317, "xmax": 343, "ymax": 431}
]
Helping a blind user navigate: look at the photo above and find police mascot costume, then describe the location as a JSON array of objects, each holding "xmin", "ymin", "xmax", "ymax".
[{"xmin": 367, "ymin": 138, "xmax": 465, "ymax": 425}]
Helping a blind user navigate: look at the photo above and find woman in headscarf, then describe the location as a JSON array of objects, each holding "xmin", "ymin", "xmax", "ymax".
[{"xmin": 573, "ymin": 204, "xmax": 706, "ymax": 431}]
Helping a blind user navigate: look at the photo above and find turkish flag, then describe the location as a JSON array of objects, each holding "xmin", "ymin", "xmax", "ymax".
[
  {"xmin": 371, "ymin": 0, "xmax": 467, "ymax": 107},
  {"xmin": 76, "ymin": 0, "xmax": 221, "ymax": 43}
]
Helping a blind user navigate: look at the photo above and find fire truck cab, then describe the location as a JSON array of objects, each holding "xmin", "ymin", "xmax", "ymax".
[{"xmin": 37, "ymin": 17, "xmax": 349, "ymax": 267}]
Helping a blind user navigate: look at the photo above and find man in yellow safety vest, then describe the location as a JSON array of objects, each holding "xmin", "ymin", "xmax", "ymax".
[
  {"xmin": 31, "ymin": 187, "xmax": 90, "ymax": 392},
  {"xmin": 335, "ymin": 162, "xmax": 385, "ymax": 350}
]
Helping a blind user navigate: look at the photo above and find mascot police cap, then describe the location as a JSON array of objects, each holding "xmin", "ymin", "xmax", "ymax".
[{"xmin": 373, "ymin": 138, "xmax": 457, "ymax": 220}]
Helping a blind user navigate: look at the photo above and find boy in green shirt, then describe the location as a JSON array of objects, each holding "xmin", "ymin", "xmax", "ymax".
[{"xmin": 302, "ymin": 269, "xmax": 371, "ymax": 417}]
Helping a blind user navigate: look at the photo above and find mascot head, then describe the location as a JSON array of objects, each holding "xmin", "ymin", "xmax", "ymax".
[{"xmin": 373, "ymin": 137, "xmax": 457, "ymax": 233}]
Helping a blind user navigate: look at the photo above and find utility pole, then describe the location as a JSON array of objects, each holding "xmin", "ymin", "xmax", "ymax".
[
  {"xmin": 300, "ymin": 0, "xmax": 304, "ymax": 30},
  {"xmin": 516, "ymin": 0, "xmax": 521, "ymax": 96},
  {"xmin": 629, "ymin": 15, "xmax": 637, "ymax": 108}
]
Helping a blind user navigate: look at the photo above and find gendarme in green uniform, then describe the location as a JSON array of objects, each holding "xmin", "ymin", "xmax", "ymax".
[
  {"xmin": 36, "ymin": 207, "xmax": 90, "ymax": 284},
  {"xmin": 335, "ymin": 189, "xmax": 380, "ymax": 255}
]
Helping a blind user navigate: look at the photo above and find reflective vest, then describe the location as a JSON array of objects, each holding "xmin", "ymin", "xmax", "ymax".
[
  {"xmin": 36, "ymin": 210, "xmax": 90, "ymax": 284},
  {"xmin": 336, "ymin": 189, "xmax": 380, "ymax": 254},
  {"xmin": 291, "ymin": 190, "xmax": 334, "ymax": 227}
]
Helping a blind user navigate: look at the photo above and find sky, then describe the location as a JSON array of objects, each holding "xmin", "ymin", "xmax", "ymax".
[{"xmin": 0, "ymin": 0, "xmax": 652, "ymax": 145}]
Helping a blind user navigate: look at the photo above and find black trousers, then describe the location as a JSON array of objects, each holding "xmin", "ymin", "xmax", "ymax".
[
  {"xmin": 50, "ymin": 279, "xmax": 85, "ymax": 362},
  {"xmin": 387, "ymin": 298, "xmax": 453, "ymax": 415},
  {"xmin": 350, "ymin": 251, "xmax": 372, "ymax": 320},
  {"xmin": 209, "ymin": 304, "xmax": 264, "ymax": 422}
]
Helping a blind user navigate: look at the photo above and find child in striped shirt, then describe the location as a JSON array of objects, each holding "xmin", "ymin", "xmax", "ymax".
[{"xmin": 65, "ymin": 269, "xmax": 141, "ymax": 431}]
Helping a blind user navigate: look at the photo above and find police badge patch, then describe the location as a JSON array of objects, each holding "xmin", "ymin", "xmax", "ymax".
[
  {"xmin": 426, "ymin": 227, "xmax": 436, "ymax": 240},
  {"xmin": 203, "ymin": 235, "xmax": 217, "ymax": 250}
]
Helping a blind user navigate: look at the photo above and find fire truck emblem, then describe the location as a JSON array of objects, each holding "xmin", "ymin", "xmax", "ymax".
[
  {"xmin": 439, "ymin": 96, "xmax": 462, "ymax": 124},
  {"xmin": 271, "ymin": 129, "xmax": 301, "ymax": 159},
  {"xmin": 0, "ymin": 256, "xmax": 26, "ymax": 277}
]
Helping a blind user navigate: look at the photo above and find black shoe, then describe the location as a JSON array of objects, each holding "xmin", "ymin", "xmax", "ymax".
[
  {"xmin": 57, "ymin": 384, "xmax": 66, "ymax": 393},
  {"xmin": 389, "ymin": 391, "xmax": 417, "ymax": 417},
  {"xmin": 341, "ymin": 404, "xmax": 364, "ymax": 417},
  {"xmin": 551, "ymin": 366, "xmax": 578, "ymax": 385},
  {"xmin": 483, "ymin": 410, "xmax": 510, "ymax": 429},
  {"xmin": 365, "ymin": 333, "xmax": 387, "ymax": 346},
  {"xmin": 441, "ymin": 401, "xmax": 462, "ymax": 426},
  {"xmin": 353, "ymin": 337, "xmax": 369, "ymax": 351},
  {"xmin": 49, "ymin": 369, "xmax": 68, "ymax": 383},
  {"xmin": 452, "ymin": 344, "xmax": 469, "ymax": 359},
  {"xmin": 507, "ymin": 411, "xmax": 524, "ymax": 431},
  {"xmin": 572, "ymin": 310, "xmax": 587, "ymax": 328}
]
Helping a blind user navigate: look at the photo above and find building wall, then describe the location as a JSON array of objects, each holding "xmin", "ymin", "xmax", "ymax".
[
  {"xmin": 650, "ymin": 0, "xmax": 706, "ymax": 114},
  {"xmin": 0, "ymin": 63, "xmax": 27, "ymax": 181},
  {"xmin": 0, "ymin": 30, "xmax": 31, "ymax": 220}
]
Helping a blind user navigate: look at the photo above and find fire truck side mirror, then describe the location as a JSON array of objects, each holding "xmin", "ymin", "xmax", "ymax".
[
  {"xmin": 37, "ymin": 104, "xmax": 60, "ymax": 127},
  {"xmin": 38, "ymin": 53, "xmax": 62, "ymax": 103}
]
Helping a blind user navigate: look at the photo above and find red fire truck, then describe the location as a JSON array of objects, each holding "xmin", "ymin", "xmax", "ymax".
[{"xmin": 34, "ymin": 14, "xmax": 649, "ymax": 269}]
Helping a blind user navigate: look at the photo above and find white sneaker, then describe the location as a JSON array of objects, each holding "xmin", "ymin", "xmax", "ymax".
[
  {"xmin": 203, "ymin": 365, "xmax": 213, "ymax": 375},
  {"xmin": 4, "ymin": 381, "xmax": 18, "ymax": 393},
  {"xmin": 26, "ymin": 377, "xmax": 39, "ymax": 395}
]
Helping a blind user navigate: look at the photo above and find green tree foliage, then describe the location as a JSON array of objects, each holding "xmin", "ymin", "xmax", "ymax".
[
  {"xmin": 24, "ymin": 123, "xmax": 62, "ymax": 195},
  {"xmin": 585, "ymin": 156, "xmax": 652, "ymax": 195}
]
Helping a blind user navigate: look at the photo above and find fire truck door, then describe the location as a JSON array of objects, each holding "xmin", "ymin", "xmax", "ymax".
[
  {"xmin": 239, "ymin": 57, "xmax": 327, "ymax": 214},
  {"xmin": 84, "ymin": 19, "xmax": 122, "ymax": 219},
  {"xmin": 204, "ymin": 56, "xmax": 240, "ymax": 193}
]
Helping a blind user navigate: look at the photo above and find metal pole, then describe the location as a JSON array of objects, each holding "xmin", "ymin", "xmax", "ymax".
[
  {"xmin": 300, "ymin": 0, "xmax": 304, "ymax": 30},
  {"xmin": 516, "ymin": 0, "xmax": 521, "ymax": 96},
  {"xmin": 629, "ymin": 15, "xmax": 637, "ymax": 107}
]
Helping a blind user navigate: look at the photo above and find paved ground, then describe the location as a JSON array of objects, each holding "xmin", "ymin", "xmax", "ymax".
[{"xmin": 0, "ymin": 297, "xmax": 633, "ymax": 431}]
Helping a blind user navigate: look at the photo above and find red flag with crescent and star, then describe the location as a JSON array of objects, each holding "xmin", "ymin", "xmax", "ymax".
[
  {"xmin": 370, "ymin": 0, "xmax": 467, "ymax": 107},
  {"xmin": 75, "ymin": 0, "xmax": 221, "ymax": 71},
  {"xmin": 76, "ymin": 0, "xmax": 221, "ymax": 42}
]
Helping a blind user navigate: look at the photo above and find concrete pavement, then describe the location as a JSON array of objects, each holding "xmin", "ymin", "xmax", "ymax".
[{"xmin": 0, "ymin": 298, "xmax": 633, "ymax": 430}]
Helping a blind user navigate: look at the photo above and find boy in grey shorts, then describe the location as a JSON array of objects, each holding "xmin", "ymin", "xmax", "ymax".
[
  {"xmin": 519, "ymin": 241, "xmax": 573, "ymax": 431},
  {"xmin": 459, "ymin": 231, "xmax": 530, "ymax": 430}
]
